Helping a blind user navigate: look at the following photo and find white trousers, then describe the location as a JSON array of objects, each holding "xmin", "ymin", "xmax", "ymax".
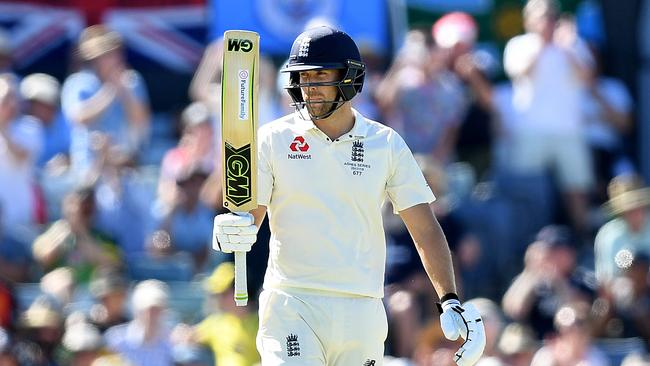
[{"xmin": 256, "ymin": 288, "xmax": 388, "ymax": 366}]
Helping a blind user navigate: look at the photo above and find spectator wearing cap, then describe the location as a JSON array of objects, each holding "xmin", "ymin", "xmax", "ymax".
[
  {"xmin": 105, "ymin": 279, "xmax": 174, "ymax": 366},
  {"xmin": 502, "ymin": 0, "xmax": 595, "ymax": 237},
  {"xmin": 88, "ymin": 268, "xmax": 129, "ymax": 333},
  {"xmin": 595, "ymin": 174, "xmax": 650, "ymax": 284},
  {"xmin": 159, "ymin": 102, "xmax": 216, "ymax": 209},
  {"xmin": 20, "ymin": 73, "xmax": 71, "ymax": 168},
  {"xmin": 152, "ymin": 160, "xmax": 215, "ymax": 271},
  {"xmin": 0, "ymin": 73, "xmax": 44, "ymax": 281},
  {"xmin": 14, "ymin": 296, "xmax": 64, "ymax": 366},
  {"xmin": 503, "ymin": 225, "xmax": 594, "ymax": 339},
  {"xmin": 178, "ymin": 262, "xmax": 259, "ymax": 366},
  {"xmin": 498, "ymin": 323, "xmax": 539, "ymax": 366},
  {"xmin": 62, "ymin": 321, "xmax": 105, "ymax": 366},
  {"xmin": 61, "ymin": 24, "xmax": 150, "ymax": 176}
]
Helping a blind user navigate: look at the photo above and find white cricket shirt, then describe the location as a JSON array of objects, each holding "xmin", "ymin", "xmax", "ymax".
[{"xmin": 257, "ymin": 109, "xmax": 435, "ymax": 298}]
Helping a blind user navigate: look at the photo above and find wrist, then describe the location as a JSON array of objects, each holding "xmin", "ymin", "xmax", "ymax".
[{"xmin": 437, "ymin": 292, "xmax": 460, "ymax": 314}]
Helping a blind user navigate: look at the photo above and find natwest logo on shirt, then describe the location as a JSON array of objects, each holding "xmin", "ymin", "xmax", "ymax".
[
  {"xmin": 289, "ymin": 136, "xmax": 309, "ymax": 152},
  {"xmin": 288, "ymin": 136, "xmax": 311, "ymax": 160}
]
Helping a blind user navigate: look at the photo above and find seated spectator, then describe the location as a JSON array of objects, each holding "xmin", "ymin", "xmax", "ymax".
[
  {"xmin": 154, "ymin": 165, "xmax": 214, "ymax": 271},
  {"xmin": 61, "ymin": 24, "xmax": 150, "ymax": 176},
  {"xmin": 175, "ymin": 262, "xmax": 259, "ymax": 366},
  {"xmin": 497, "ymin": 323, "xmax": 540, "ymax": 366},
  {"xmin": 14, "ymin": 296, "xmax": 64, "ymax": 366},
  {"xmin": 592, "ymin": 252, "xmax": 650, "ymax": 348},
  {"xmin": 502, "ymin": 225, "xmax": 595, "ymax": 339},
  {"xmin": 105, "ymin": 280, "xmax": 174, "ymax": 366},
  {"xmin": 159, "ymin": 102, "xmax": 216, "ymax": 209},
  {"xmin": 530, "ymin": 301, "xmax": 610, "ymax": 366},
  {"xmin": 595, "ymin": 174, "xmax": 650, "ymax": 284},
  {"xmin": 61, "ymin": 321, "xmax": 105, "ymax": 366},
  {"xmin": 19, "ymin": 73, "xmax": 70, "ymax": 168},
  {"xmin": 32, "ymin": 186, "xmax": 120, "ymax": 283},
  {"xmin": 87, "ymin": 268, "xmax": 129, "ymax": 333}
]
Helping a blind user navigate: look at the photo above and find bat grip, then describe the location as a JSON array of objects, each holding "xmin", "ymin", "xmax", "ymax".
[{"xmin": 234, "ymin": 250, "xmax": 248, "ymax": 306}]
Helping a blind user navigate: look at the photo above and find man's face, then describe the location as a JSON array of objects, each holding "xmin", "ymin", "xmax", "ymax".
[{"xmin": 298, "ymin": 69, "xmax": 340, "ymax": 118}]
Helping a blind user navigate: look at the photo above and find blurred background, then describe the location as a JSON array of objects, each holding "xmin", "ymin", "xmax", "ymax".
[{"xmin": 0, "ymin": 0, "xmax": 649, "ymax": 365}]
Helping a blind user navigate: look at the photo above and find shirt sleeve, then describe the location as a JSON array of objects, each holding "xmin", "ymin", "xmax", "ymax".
[
  {"xmin": 385, "ymin": 131, "xmax": 435, "ymax": 213},
  {"xmin": 60, "ymin": 72, "xmax": 101, "ymax": 123},
  {"xmin": 257, "ymin": 126, "xmax": 274, "ymax": 206}
]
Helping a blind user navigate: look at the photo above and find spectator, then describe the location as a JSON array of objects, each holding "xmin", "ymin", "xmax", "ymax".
[
  {"xmin": 530, "ymin": 301, "xmax": 610, "ymax": 366},
  {"xmin": 595, "ymin": 174, "xmax": 650, "ymax": 284},
  {"xmin": 14, "ymin": 296, "xmax": 64, "ymax": 366},
  {"xmin": 61, "ymin": 321, "xmax": 104, "ymax": 366},
  {"xmin": 19, "ymin": 73, "xmax": 70, "ymax": 168},
  {"xmin": 502, "ymin": 225, "xmax": 594, "ymax": 339},
  {"xmin": 0, "ymin": 74, "xmax": 43, "ymax": 281},
  {"xmin": 592, "ymin": 252, "xmax": 650, "ymax": 348},
  {"xmin": 61, "ymin": 24, "xmax": 150, "ymax": 176},
  {"xmin": 503, "ymin": 0, "xmax": 595, "ymax": 237},
  {"xmin": 32, "ymin": 186, "xmax": 120, "ymax": 283},
  {"xmin": 87, "ymin": 268, "xmax": 129, "ymax": 333},
  {"xmin": 178, "ymin": 262, "xmax": 259, "ymax": 366},
  {"xmin": 497, "ymin": 323, "xmax": 540, "ymax": 366},
  {"xmin": 105, "ymin": 279, "xmax": 174, "ymax": 366},
  {"xmin": 159, "ymin": 102, "xmax": 216, "ymax": 209},
  {"xmin": 583, "ymin": 49, "xmax": 635, "ymax": 202},
  {"xmin": 376, "ymin": 29, "xmax": 468, "ymax": 163},
  {"xmin": 154, "ymin": 164, "xmax": 214, "ymax": 271},
  {"xmin": 467, "ymin": 298, "xmax": 505, "ymax": 360},
  {"xmin": 622, "ymin": 353, "xmax": 650, "ymax": 366}
]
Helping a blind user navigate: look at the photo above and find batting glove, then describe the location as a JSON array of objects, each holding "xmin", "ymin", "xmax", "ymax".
[
  {"xmin": 212, "ymin": 213, "xmax": 258, "ymax": 253},
  {"xmin": 438, "ymin": 294, "xmax": 486, "ymax": 366}
]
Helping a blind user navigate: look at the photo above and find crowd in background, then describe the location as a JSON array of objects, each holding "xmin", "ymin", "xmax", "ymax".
[{"xmin": 0, "ymin": 0, "xmax": 649, "ymax": 365}]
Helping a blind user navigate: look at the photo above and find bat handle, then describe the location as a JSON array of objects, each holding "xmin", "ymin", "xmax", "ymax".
[{"xmin": 234, "ymin": 251, "xmax": 248, "ymax": 306}]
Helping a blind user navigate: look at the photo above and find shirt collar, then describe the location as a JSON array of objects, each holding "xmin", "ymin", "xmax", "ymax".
[{"xmin": 292, "ymin": 108, "xmax": 370, "ymax": 138}]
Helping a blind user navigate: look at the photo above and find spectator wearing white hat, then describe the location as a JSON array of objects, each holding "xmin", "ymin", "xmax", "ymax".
[
  {"xmin": 61, "ymin": 24, "xmax": 150, "ymax": 176},
  {"xmin": 20, "ymin": 73, "xmax": 71, "ymax": 167},
  {"xmin": 104, "ymin": 279, "xmax": 174, "ymax": 366}
]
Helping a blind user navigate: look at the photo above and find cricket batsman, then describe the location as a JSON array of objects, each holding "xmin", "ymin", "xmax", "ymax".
[{"xmin": 213, "ymin": 26, "xmax": 486, "ymax": 365}]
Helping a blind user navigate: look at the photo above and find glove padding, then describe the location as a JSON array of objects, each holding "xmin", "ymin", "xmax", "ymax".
[
  {"xmin": 213, "ymin": 213, "xmax": 258, "ymax": 253},
  {"xmin": 439, "ymin": 297, "xmax": 486, "ymax": 366}
]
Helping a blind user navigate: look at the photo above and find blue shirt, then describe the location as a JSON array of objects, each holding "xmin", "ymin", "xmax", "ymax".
[
  {"xmin": 105, "ymin": 321, "xmax": 174, "ymax": 366},
  {"xmin": 61, "ymin": 69, "xmax": 149, "ymax": 173},
  {"xmin": 37, "ymin": 111, "xmax": 71, "ymax": 167}
]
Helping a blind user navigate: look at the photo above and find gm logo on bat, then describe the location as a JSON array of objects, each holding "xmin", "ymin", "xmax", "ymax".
[
  {"xmin": 227, "ymin": 38, "xmax": 253, "ymax": 52},
  {"xmin": 224, "ymin": 142, "xmax": 252, "ymax": 207}
]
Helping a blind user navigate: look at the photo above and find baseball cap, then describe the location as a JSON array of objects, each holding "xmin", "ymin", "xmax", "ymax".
[
  {"xmin": 63, "ymin": 322, "xmax": 104, "ymax": 352},
  {"xmin": 204, "ymin": 261, "xmax": 235, "ymax": 295},
  {"xmin": 131, "ymin": 279, "xmax": 169, "ymax": 312},
  {"xmin": 535, "ymin": 225, "xmax": 575, "ymax": 249},
  {"xmin": 20, "ymin": 73, "xmax": 60, "ymax": 105}
]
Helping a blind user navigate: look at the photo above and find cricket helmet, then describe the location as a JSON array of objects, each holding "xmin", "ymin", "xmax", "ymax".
[{"xmin": 282, "ymin": 26, "xmax": 365, "ymax": 119}]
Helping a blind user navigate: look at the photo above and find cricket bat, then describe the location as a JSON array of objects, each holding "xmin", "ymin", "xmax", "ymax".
[{"xmin": 221, "ymin": 30, "xmax": 259, "ymax": 306}]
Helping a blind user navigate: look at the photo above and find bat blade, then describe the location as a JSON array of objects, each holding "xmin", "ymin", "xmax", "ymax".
[
  {"xmin": 221, "ymin": 30, "xmax": 259, "ymax": 212},
  {"xmin": 221, "ymin": 30, "xmax": 260, "ymax": 306}
]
